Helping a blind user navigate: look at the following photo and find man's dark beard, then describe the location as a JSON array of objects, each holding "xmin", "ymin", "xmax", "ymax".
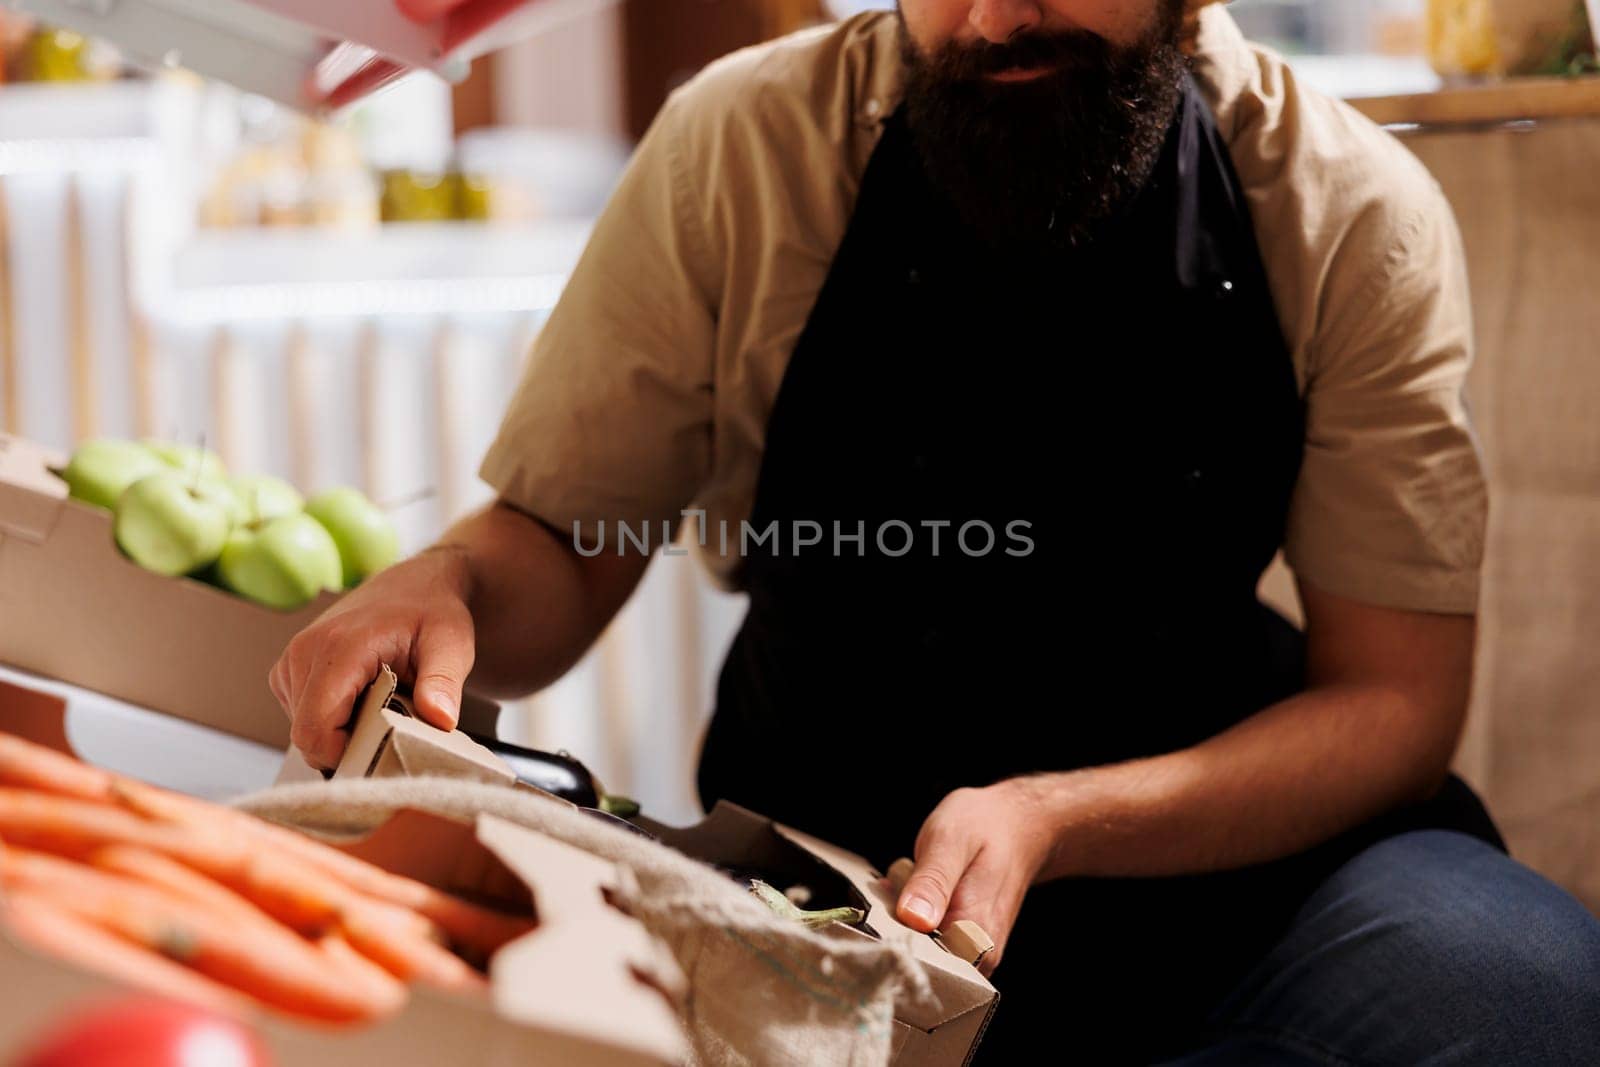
[{"xmin": 898, "ymin": 4, "xmax": 1187, "ymax": 251}]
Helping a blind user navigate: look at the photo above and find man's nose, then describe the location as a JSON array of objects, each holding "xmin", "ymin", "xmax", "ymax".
[{"xmin": 967, "ymin": 0, "xmax": 1045, "ymax": 44}]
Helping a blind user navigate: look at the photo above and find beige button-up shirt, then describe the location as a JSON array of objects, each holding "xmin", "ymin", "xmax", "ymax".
[{"xmin": 480, "ymin": 6, "xmax": 1486, "ymax": 614}]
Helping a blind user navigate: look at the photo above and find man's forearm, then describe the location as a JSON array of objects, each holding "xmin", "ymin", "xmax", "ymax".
[
  {"xmin": 1019, "ymin": 678, "xmax": 1466, "ymax": 882},
  {"xmin": 432, "ymin": 502, "xmax": 648, "ymax": 698}
]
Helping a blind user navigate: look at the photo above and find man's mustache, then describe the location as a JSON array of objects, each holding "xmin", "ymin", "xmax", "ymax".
[{"xmin": 921, "ymin": 30, "xmax": 1115, "ymax": 82}]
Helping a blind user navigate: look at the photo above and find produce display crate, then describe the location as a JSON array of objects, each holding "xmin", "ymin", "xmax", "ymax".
[
  {"xmin": 0, "ymin": 664, "xmax": 283, "ymax": 801},
  {"xmin": 0, "ymin": 433, "xmax": 498, "ymax": 751},
  {"xmin": 0, "ymin": 806, "xmax": 689, "ymax": 1066},
  {"xmin": 0, "ymin": 668, "xmax": 686, "ymax": 1063},
  {"xmin": 0, "ymin": 433, "xmax": 334, "ymax": 751},
  {"xmin": 323, "ymin": 686, "xmax": 1000, "ymax": 1067}
]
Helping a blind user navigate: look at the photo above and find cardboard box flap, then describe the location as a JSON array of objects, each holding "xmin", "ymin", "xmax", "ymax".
[
  {"xmin": 0, "ymin": 434, "xmax": 68, "ymax": 543},
  {"xmin": 0, "ymin": 675, "xmax": 72, "ymax": 752},
  {"xmin": 339, "ymin": 806, "xmax": 685, "ymax": 1062},
  {"xmin": 638, "ymin": 801, "xmax": 872, "ymax": 919},
  {"xmin": 0, "ymin": 804, "xmax": 687, "ymax": 1067},
  {"xmin": 338, "ymin": 807, "xmax": 534, "ymax": 915},
  {"xmin": 335, "ymin": 665, "xmax": 516, "ymax": 786},
  {"xmin": 641, "ymin": 802, "xmax": 995, "ymax": 1035},
  {"xmin": 477, "ymin": 817, "xmax": 688, "ymax": 1028},
  {"xmin": 776, "ymin": 822, "xmax": 996, "ymax": 1032}
]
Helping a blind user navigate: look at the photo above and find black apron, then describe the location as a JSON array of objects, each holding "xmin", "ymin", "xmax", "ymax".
[{"xmin": 698, "ymin": 82, "xmax": 1501, "ymax": 1062}]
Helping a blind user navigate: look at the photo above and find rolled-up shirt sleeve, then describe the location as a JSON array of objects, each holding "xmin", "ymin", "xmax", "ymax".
[
  {"xmin": 478, "ymin": 93, "xmax": 718, "ymax": 536},
  {"xmin": 1285, "ymin": 185, "xmax": 1488, "ymax": 615}
]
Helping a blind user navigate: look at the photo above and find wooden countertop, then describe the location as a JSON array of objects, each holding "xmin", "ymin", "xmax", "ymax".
[{"xmin": 1349, "ymin": 76, "xmax": 1600, "ymax": 128}]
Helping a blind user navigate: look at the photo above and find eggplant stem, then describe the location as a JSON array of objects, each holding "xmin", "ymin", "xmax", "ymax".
[
  {"xmin": 598, "ymin": 794, "xmax": 641, "ymax": 818},
  {"xmin": 749, "ymin": 880, "xmax": 865, "ymax": 929}
]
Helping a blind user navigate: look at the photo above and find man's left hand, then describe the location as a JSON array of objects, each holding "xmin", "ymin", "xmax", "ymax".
[{"xmin": 894, "ymin": 780, "xmax": 1058, "ymax": 977}]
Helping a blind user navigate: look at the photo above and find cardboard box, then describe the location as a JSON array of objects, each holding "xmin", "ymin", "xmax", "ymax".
[
  {"xmin": 0, "ymin": 670, "xmax": 687, "ymax": 1062},
  {"xmin": 323, "ymin": 684, "xmax": 998, "ymax": 1067},
  {"xmin": 0, "ymin": 434, "xmax": 334, "ymax": 751},
  {"xmin": 0, "ymin": 807, "xmax": 688, "ymax": 1066},
  {"xmin": 0, "ymin": 665, "xmax": 283, "ymax": 801},
  {"xmin": 641, "ymin": 806, "xmax": 998, "ymax": 1067},
  {"xmin": 275, "ymin": 663, "xmax": 521, "ymax": 788},
  {"xmin": 0, "ymin": 435, "xmax": 497, "ymax": 754}
]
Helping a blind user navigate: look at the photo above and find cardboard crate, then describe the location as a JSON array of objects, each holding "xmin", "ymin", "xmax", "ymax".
[
  {"xmin": 0, "ymin": 434, "xmax": 335, "ymax": 751},
  {"xmin": 0, "ymin": 668, "xmax": 685, "ymax": 1064},
  {"xmin": 0, "ymin": 665, "xmax": 283, "ymax": 800},
  {"xmin": 0, "ymin": 434, "xmax": 497, "ymax": 752},
  {"xmin": 0, "ymin": 807, "xmax": 688, "ymax": 1066},
  {"xmin": 323, "ymin": 677, "xmax": 999, "ymax": 1066}
]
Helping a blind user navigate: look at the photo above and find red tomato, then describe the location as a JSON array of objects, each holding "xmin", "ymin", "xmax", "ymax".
[{"xmin": 11, "ymin": 997, "xmax": 269, "ymax": 1067}]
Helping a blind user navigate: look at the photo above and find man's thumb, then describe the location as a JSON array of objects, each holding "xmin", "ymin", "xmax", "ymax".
[
  {"xmin": 413, "ymin": 681, "xmax": 460, "ymax": 730},
  {"xmin": 897, "ymin": 857, "xmax": 958, "ymax": 933},
  {"xmin": 411, "ymin": 620, "xmax": 473, "ymax": 731}
]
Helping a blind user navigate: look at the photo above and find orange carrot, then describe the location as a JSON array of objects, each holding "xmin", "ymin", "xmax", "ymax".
[
  {"xmin": 0, "ymin": 848, "xmax": 395, "ymax": 1023},
  {"xmin": 89, "ymin": 846, "xmax": 270, "ymax": 931},
  {"xmin": 317, "ymin": 932, "xmax": 408, "ymax": 1016},
  {"xmin": 337, "ymin": 905, "xmax": 488, "ymax": 993},
  {"xmin": 0, "ymin": 738, "xmax": 527, "ymax": 966},
  {"xmin": 0, "ymin": 787, "xmax": 195, "ymax": 859},
  {"xmin": 0, "ymin": 787, "xmax": 438, "ymax": 945},
  {"xmin": 116, "ymin": 780, "xmax": 534, "ymax": 956},
  {"xmin": 0, "ymin": 733, "xmax": 115, "ymax": 802},
  {"xmin": 1, "ymin": 891, "xmax": 252, "ymax": 1016}
]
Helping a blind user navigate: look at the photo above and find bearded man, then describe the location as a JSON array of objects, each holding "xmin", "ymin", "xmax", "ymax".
[{"xmin": 275, "ymin": 1, "xmax": 1600, "ymax": 1060}]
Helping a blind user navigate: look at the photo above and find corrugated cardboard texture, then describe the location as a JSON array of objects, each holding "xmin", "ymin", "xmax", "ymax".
[
  {"xmin": 1388, "ymin": 119, "xmax": 1600, "ymax": 911},
  {"xmin": 334, "ymin": 666, "xmax": 518, "ymax": 787}
]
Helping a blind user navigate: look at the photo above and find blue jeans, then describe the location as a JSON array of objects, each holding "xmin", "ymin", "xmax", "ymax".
[
  {"xmin": 973, "ymin": 830, "xmax": 1600, "ymax": 1065},
  {"xmin": 1159, "ymin": 831, "xmax": 1600, "ymax": 1066}
]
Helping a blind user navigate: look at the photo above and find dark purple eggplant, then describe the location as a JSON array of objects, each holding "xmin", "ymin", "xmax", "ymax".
[
  {"xmin": 466, "ymin": 732, "xmax": 642, "ymax": 815},
  {"xmin": 466, "ymin": 733, "xmax": 597, "ymax": 804}
]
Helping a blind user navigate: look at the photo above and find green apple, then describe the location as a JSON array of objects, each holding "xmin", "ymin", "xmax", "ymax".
[
  {"xmin": 203, "ymin": 478, "xmax": 252, "ymax": 527},
  {"xmin": 231, "ymin": 474, "xmax": 305, "ymax": 524},
  {"xmin": 306, "ymin": 487, "xmax": 400, "ymax": 589},
  {"xmin": 217, "ymin": 513, "xmax": 342, "ymax": 610},
  {"xmin": 113, "ymin": 471, "xmax": 233, "ymax": 577},
  {"xmin": 144, "ymin": 440, "xmax": 227, "ymax": 482},
  {"xmin": 53, "ymin": 439, "xmax": 166, "ymax": 510}
]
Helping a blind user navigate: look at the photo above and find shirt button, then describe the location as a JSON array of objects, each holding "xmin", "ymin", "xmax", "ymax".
[
  {"xmin": 1214, "ymin": 279, "xmax": 1235, "ymax": 300},
  {"xmin": 864, "ymin": 98, "xmax": 882, "ymax": 119},
  {"xmin": 907, "ymin": 268, "xmax": 921, "ymax": 286},
  {"xmin": 1185, "ymin": 468, "xmax": 1204, "ymax": 489}
]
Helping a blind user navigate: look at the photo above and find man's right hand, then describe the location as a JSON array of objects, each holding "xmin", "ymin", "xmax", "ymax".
[{"xmin": 269, "ymin": 544, "xmax": 475, "ymax": 770}]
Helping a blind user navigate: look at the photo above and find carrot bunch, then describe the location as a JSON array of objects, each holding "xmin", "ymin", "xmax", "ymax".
[{"xmin": 0, "ymin": 732, "xmax": 535, "ymax": 1024}]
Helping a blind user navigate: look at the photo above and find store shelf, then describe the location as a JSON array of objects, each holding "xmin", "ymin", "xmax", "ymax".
[
  {"xmin": 1350, "ymin": 76, "xmax": 1600, "ymax": 128},
  {"xmin": 0, "ymin": 80, "xmax": 183, "ymax": 174},
  {"xmin": 157, "ymin": 219, "xmax": 592, "ymax": 321}
]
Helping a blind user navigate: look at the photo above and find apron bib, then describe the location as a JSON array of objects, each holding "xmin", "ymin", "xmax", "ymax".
[{"xmin": 698, "ymin": 82, "xmax": 1501, "ymax": 1059}]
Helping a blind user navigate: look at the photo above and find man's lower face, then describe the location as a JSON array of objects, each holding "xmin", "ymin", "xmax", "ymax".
[{"xmin": 897, "ymin": 0, "xmax": 1189, "ymax": 252}]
